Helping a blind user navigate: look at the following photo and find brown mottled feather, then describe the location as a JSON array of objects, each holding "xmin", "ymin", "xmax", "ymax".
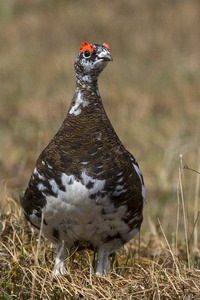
[{"xmin": 21, "ymin": 42, "xmax": 145, "ymax": 275}]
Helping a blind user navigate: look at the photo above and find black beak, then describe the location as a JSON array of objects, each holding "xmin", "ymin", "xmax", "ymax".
[{"xmin": 98, "ymin": 52, "xmax": 113, "ymax": 62}]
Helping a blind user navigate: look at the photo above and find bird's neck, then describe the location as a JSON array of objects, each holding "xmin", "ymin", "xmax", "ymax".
[
  {"xmin": 75, "ymin": 73, "xmax": 98, "ymax": 92},
  {"xmin": 64, "ymin": 74, "xmax": 118, "ymax": 143},
  {"xmin": 66, "ymin": 74, "xmax": 108, "ymax": 121},
  {"xmin": 68, "ymin": 74, "xmax": 103, "ymax": 111}
]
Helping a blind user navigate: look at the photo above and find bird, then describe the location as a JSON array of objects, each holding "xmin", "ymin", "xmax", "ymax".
[{"xmin": 20, "ymin": 41, "xmax": 145, "ymax": 276}]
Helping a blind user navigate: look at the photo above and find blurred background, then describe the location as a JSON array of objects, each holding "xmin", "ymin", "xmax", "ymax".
[{"xmin": 0, "ymin": 0, "xmax": 199, "ymax": 242}]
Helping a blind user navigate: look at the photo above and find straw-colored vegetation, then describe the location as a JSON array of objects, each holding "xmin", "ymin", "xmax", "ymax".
[{"xmin": 0, "ymin": 0, "xmax": 199, "ymax": 298}]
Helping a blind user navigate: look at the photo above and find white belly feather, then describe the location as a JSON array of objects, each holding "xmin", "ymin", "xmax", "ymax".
[{"xmin": 30, "ymin": 170, "xmax": 133, "ymax": 252}]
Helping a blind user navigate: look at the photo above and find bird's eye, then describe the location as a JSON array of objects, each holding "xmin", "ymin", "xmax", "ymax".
[{"xmin": 83, "ymin": 50, "xmax": 91, "ymax": 58}]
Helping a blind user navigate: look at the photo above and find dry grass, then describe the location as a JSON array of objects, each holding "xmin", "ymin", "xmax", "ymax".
[
  {"xmin": 0, "ymin": 0, "xmax": 200, "ymax": 298},
  {"xmin": 0, "ymin": 190, "xmax": 199, "ymax": 299}
]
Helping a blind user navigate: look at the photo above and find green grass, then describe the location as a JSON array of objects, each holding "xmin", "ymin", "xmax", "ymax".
[{"xmin": 0, "ymin": 0, "xmax": 200, "ymax": 298}]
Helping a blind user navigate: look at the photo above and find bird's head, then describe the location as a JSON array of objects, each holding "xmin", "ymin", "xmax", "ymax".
[{"xmin": 74, "ymin": 42, "xmax": 113, "ymax": 82}]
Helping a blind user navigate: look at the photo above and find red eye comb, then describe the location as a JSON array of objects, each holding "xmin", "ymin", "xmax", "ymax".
[
  {"xmin": 103, "ymin": 43, "xmax": 110, "ymax": 52},
  {"xmin": 80, "ymin": 41, "xmax": 94, "ymax": 53}
]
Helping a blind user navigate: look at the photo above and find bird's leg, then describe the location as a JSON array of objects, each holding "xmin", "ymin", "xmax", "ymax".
[
  {"xmin": 95, "ymin": 247, "xmax": 110, "ymax": 276},
  {"xmin": 53, "ymin": 241, "xmax": 67, "ymax": 275}
]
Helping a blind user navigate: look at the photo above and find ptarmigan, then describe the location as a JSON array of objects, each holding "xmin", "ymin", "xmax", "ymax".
[{"xmin": 20, "ymin": 42, "xmax": 145, "ymax": 276}]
